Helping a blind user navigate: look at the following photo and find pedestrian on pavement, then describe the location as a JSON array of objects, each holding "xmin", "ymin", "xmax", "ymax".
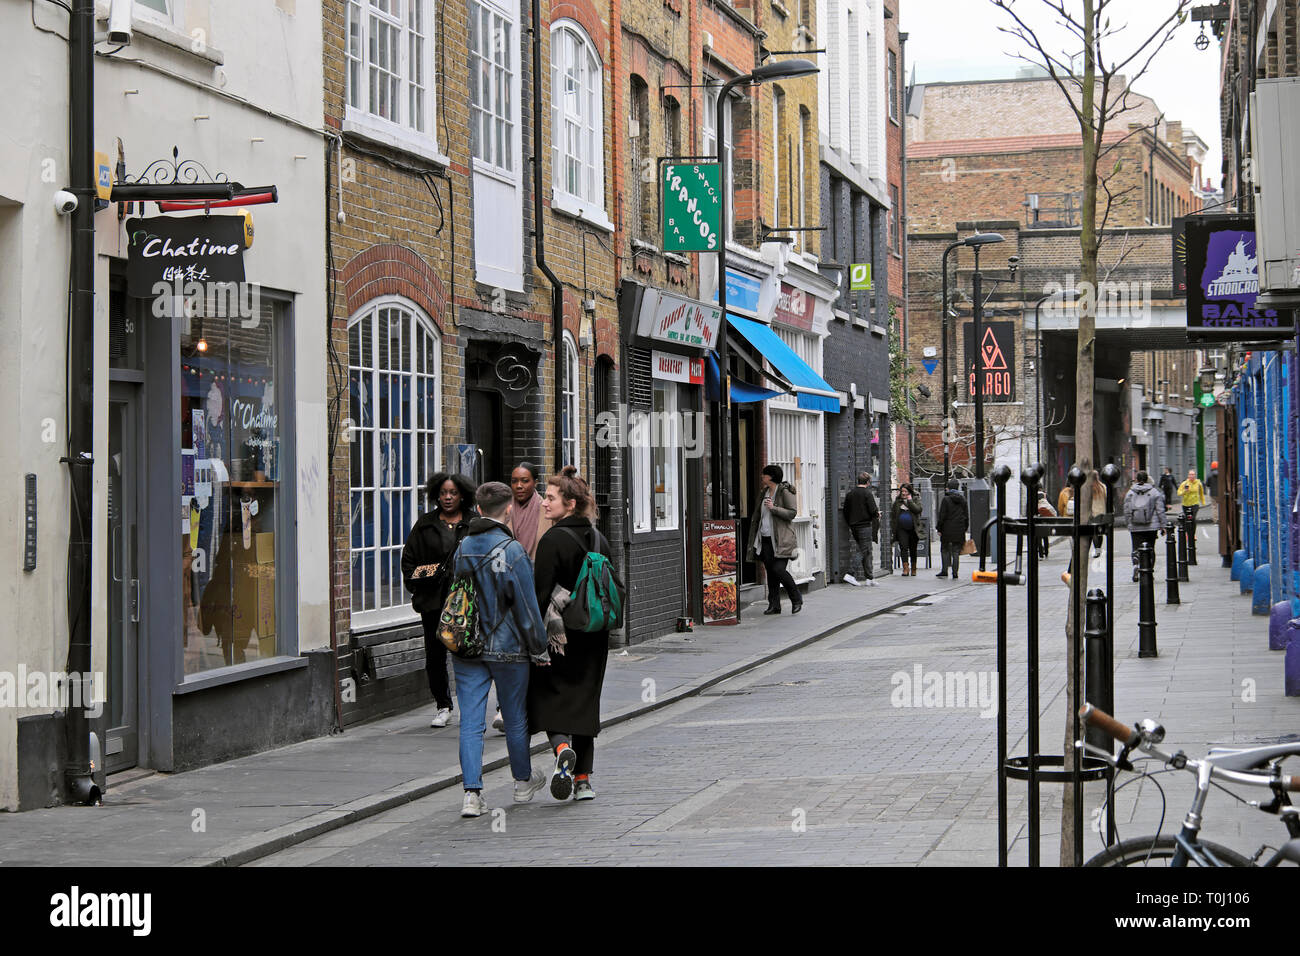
[
  {"xmin": 1159, "ymin": 467, "xmax": 1178, "ymax": 509},
  {"xmin": 452, "ymin": 482, "xmax": 550, "ymax": 818},
  {"xmin": 1035, "ymin": 491, "xmax": 1056, "ymax": 558},
  {"xmin": 528, "ymin": 466, "xmax": 612, "ymax": 802},
  {"xmin": 841, "ymin": 471, "xmax": 880, "ymax": 587},
  {"xmin": 935, "ymin": 479, "xmax": 969, "ymax": 579},
  {"xmin": 891, "ymin": 482, "xmax": 923, "ymax": 576},
  {"xmin": 506, "ymin": 461, "xmax": 551, "ymax": 561},
  {"xmin": 1207, "ymin": 462, "xmax": 1219, "ymax": 499},
  {"xmin": 1057, "ymin": 485, "xmax": 1074, "ymax": 520},
  {"xmin": 1178, "ymin": 468, "xmax": 1207, "ymax": 525},
  {"xmin": 401, "ymin": 472, "xmax": 477, "ymax": 729},
  {"xmin": 1123, "ymin": 470, "xmax": 1166, "ymax": 582},
  {"xmin": 748, "ymin": 464, "xmax": 803, "ymax": 613}
]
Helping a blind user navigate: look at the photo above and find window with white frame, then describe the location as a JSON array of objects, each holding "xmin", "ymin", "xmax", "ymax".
[
  {"xmin": 348, "ymin": 299, "xmax": 441, "ymax": 627},
  {"xmin": 651, "ymin": 381, "xmax": 680, "ymax": 529},
  {"xmin": 346, "ymin": 0, "xmax": 439, "ymax": 155},
  {"xmin": 469, "ymin": 0, "xmax": 515, "ymax": 174},
  {"xmin": 551, "ymin": 22, "xmax": 605, "ymax": 219},
  {"xmin": 631, "ymin": 433, "xmax": 652, "ymax": 533},
  {"xmin": 702, "ymin": 82, "xmax": 734, "ymax": 240},
  {"xmin": 562, "ymin": 332, "xmax": 580, "ymax": 469}
]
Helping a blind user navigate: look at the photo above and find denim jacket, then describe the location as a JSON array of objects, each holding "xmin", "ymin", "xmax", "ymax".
[{"xmin": 453, "ymin": 517, "xmax": 549, "ymax": 664}]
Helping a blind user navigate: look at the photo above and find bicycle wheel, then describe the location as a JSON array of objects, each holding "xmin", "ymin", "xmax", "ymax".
[{"xmin": 1085, "ymin": 835, "xmax": 1253, "ymax": 867}]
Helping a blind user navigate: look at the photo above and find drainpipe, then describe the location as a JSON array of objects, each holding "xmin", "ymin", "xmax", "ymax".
[
  {"xmin": 64, "ymin": 0, "xmax": 100, "ymax": 805},
  {"xmin": 532, "ymin": 0, "xmax": 564, "ymax": 471}
]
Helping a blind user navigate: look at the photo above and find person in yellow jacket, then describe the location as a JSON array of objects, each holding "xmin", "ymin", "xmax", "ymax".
[{"xmin": 1177, "ymin": 469, "xmax": 1207, "ymax": 524}]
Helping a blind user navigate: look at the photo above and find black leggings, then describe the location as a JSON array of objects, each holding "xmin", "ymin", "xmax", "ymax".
[
  {"xmin": 760, "ymin": 536, "xmax": 802, "ymax": 608},
  {"xmin": 896, "ymin": 528, "xmax": 919, "ymax": 565},
  {"xmin": 421, "ymin": 613, "xmax": 453, "ymax": 710}
]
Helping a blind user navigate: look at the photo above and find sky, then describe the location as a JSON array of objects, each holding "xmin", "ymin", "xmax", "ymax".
[{"xmin": 899, "ymin": 0, "xmax": 1223, "ymax": 188}]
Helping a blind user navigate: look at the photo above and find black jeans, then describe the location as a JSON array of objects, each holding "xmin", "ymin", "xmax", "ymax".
[
  {"xmin": 896, "ymin": 528, "xmax": 919, "ymax": 566},
  {"xmin": 1130, "ymin": 530, "xmax": 1159, "ymax": 574},
  {"xmin": 421, "ymin": 613, "xmax": 454, "ymax": 710},
  {"xmin": 760, "ymin": 535, "xmax": 802, "ymax": 609},
  {"xmin": 548, "ymin": 732, "xmax": 596, "ymax": 776},
  {"xmin": 939, "ymin": 541, "xmax": 961, "ymax": 576},
  {"xmin": 848, "ymin": 523, "xmax": 875, "ymax": 579}
]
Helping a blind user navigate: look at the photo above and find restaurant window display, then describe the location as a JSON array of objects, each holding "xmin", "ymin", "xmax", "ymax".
[{"xmin": 180, "ymin": 297, "xmax": 285, "ymax": 674}]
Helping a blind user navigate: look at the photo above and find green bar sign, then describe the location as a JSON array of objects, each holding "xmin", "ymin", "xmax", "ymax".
[
  {"xmin": 850, "ymin": 263, "xmax": 873, "ymax": 291},
  {"xmin": 662, "ymin": 164, "xmax": 721, "ymax": 252}
]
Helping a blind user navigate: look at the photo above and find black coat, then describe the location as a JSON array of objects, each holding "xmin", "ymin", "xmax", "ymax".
[
  {"xmin": 890, "ymin": 495, "xmax": 922, "ymax": 537},
  {"xmin": 842, "ymin": 485, "xmax": 880, "ymax": 530},
  {"xmin": 528, "ymin": 516, "xmax": 611, "ymax": 737},
  {"xmin": 935, "ymin": 490, "xmax": 969, "ymax": 544},
  {"xmin": 401, "ymin": 510, "xmax": 474, "ymax": 615}
]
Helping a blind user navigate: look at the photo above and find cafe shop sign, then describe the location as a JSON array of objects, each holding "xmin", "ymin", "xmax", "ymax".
[
  {"xmin": 636, "ymin": 288, "xmax": 722, "ymax": 349},
  {"xmin": 126, "ymin": 215, "xmax": 246, "ymax": 297}
]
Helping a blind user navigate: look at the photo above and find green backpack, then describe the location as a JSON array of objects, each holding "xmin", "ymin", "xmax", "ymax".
[{"xmin": 559, "ymin": 528, "xmax": 626, "ymax": 632}]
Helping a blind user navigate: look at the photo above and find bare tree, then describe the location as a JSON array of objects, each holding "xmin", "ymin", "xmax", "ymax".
[{"xmin": 988, "ymin": 0, "xmax": 1191, "ymax": 866}]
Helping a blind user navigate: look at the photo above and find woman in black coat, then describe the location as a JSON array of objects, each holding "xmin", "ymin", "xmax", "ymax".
[
  {"xmin": 890, "ymin": 483, "xmax": 923, "ymax": 575},
  {"xmin": 528, "ymin": 466, "xmax": 610, "ymax": 802},
  {"xmin": 401, "ymin": 472, "xmax": 477, "ymax": 728}
]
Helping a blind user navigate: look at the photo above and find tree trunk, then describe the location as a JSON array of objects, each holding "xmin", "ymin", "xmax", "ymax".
[{"xmin": 1060, "ymin": 0, "xmax": 1099, "ymax": 868}]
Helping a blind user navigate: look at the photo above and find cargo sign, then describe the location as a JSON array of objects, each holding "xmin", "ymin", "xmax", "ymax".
[
  {"xmin": 662, "ymin": 163, "xmax": 720, "ymax": 252},
  {"xmin": 963, "ymin": 321, "xmax": 1016, "ymax": 402},
  {"xmin": 635, "ymin": 288, "xmax": 722, "ymax": 349},
  {"xmin": 1185, "ymin": 214, "xmax": 1294, "ymax": 340},
  {"xmin": 651, "ymin": 350, "xmax": 704, "ymax": 385}
]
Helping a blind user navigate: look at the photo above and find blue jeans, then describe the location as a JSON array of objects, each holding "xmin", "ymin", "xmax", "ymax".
[{"xmin": 451, "ymin": 658, "xmax": 532, "ymax": 791}]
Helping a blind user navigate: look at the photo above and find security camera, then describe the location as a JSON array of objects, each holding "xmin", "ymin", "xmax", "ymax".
[
  {"xmin": 54, "ymin": 190, "xmax": 79, "ymax": 215},
  {"xmin": 108, "ymin": 0, "xmax": 133, "ymax": 46}
]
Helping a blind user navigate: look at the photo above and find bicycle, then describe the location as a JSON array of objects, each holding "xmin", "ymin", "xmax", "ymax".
[{"xmin": 1079, "ymin": 704, "xmax": 1300, "ymax": 867}]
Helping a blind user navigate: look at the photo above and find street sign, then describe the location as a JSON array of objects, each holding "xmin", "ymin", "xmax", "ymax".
[
  {"xmin": 962, "ymin": 321, "xmax": 1016, "ymax": 402},
  {"xmin": 1198, "ymin": 391, "xmax": 1215, "ymax": 408},
  {"xmin": 922, "ymin": 358, "xmax": 938, "ymax": 375},
  {"xmin": 662, "ymin": 163, "xmax": 720, "ymax": 252},
  {"xmin": 850, "ymin": 263, "xmax": 873, "ymax": 291}
]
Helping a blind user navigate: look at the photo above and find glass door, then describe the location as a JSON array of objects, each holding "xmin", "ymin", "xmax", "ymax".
[{"xmin": 107, "ymin": 381, "xmax": 142, "ymax": 773}]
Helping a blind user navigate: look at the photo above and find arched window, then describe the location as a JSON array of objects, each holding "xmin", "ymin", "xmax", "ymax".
[
  {"xmin": 348, "ymin": 298, "xmax": 442, "ymax": 626},
  {"xmin": 562, "ymin": 331, "xmax": 580, "ymax": 469},
  {"xmin": 551, "ymin": 21, "xmax": 605, "ymax": 220}
]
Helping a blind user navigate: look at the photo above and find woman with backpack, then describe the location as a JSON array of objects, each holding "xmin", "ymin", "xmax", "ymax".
[
  {"xmin": 401, "ymin": 471, "xmax": 478, "ymax": 729},
  {"xmin": 528, "ymin": 466, "xmax": 613, "ymax": 802}
]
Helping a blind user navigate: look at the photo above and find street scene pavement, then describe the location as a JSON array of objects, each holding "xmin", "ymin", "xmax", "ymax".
[{"xmin": 3, "ymin": 520, "xmax": 1292, "ymax": 867}]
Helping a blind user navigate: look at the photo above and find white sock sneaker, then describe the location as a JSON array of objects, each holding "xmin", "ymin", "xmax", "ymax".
[
  {"xmin": 461, "ymin": 791, "xmax": 486, "ymax": 817},
  {"xmin": 844, "ymin": 574, "xmax": 860, "ymax": 587}
]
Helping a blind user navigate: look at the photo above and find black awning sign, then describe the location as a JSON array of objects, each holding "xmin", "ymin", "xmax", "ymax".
[
  {"xmin": 126, "ymin": 215, "xmax": 246, "ymax": 297},
  {"xmin": 963, "ymin": 321, "xmax": 1016, "ymax": 402}
]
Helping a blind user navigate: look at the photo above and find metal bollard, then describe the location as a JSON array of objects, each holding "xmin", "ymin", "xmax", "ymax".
[
  {"xmin": 1177, "ymin": 516, "xmax": 1190, "ymax": 582},
  {"xmin": 1186, "ymin": 511, "xmax": 1198, "ymax": 566},
  {"xmin": 1165, "ymin": 529, "xmax": 1180, "ymax": 605},
  {"xmin": 1137, "ymin": 542, "xmax": 1158, "ymax": 658},
  {"xmin": 1084, "ymin": 588, "xmax": 1112, "ymax": 753}
]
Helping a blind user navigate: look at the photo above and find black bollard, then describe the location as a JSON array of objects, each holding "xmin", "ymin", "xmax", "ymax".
[
  {"xmin": 1138, "ymin": 541, "xmax": 1158, "ymax": 657},
  {"xmin": 1084, "ymin": 588, "xmax": 1112, "ymax": 753},
  {"xmin": 1177, "ymin": 515, "xmax": 1190, "ymax": 582},
  {"xmin": 1186, "ymin": 510, "xmax": 1198, "ymax": 566},
  {"xmin": 1165, "ymin": 528, "xmax": 1181, "ymax": 604}
]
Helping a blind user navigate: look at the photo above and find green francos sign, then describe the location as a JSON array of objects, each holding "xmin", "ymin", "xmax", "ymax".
[{"xmin": 662, "ymin": 164, "xmax": 721, "ymax": 252}]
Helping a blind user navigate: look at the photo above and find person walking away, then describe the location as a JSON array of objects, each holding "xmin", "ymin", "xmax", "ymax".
[
  {"xmin": 1057, "ymin": 485, "xmax": 1075, "ymax": 523},
  {"xmin": 529, "ymin": 467, "xmax": 614, "ymax": 801},
  {"xmin": 451, "ymin": 482, "xmax": 550, "ymax": 818},
  {"xmin": 891, "ymin": 483, "xmax": 923, "ymax": 575},
  {"xmin": 1035, "ymin": 491, "xmax": 1056, "ymax": 558},
  {"xmin": 935, "ymin": 479, "xmax": 969, "ymax": 579},
  {"xmin": 1158, "ymin": 467, "xmax": 1178, "ymax": 510},
  {"xmin": 747, "ymin": 465, "xmax": 803, "ymax": 613},
  {"xmin": 841, "ymin": 471, "xmax": 880, "ymax": 586},
  {"xmin": 1123, "ymin": 470, "xmax": 1166, "ymax": 582},
  {"xmin": 1207, "ymin": 462, "xmax": 1219, "ymax": 499},
  {"xmin": 402, "ymin": 472, "xmax": 477, "ymax": 728},
  {"xmin": 1178, "ymin": 468, "xmax": 1207, "ymax": 525}
]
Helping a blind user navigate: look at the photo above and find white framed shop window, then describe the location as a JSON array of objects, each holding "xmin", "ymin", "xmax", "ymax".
[
  {"xmin": 562, "ymin": 331, "xmax": 580, "ymax": 470},
  {"xmin": 652, "ymin": 381, "xmax": 680, "ymax": 530},
  {"xmin": 347, "ymin": 297, "xmax": 442, "ymax": 629}
]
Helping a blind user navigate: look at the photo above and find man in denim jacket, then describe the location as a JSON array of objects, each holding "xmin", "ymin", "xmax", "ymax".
[{"xmin": 453, "ymin": 481, "xmax": 550, "ymax": 818}]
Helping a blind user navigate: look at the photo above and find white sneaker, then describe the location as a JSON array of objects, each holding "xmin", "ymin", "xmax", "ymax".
[
  {"xmin": 844, "ymin": 574, "xmax": 860, "ymax": 587},
  {"xmin": 492, "ymin": 710, "xmax": 505, "ymax": 733},
  {"xmin": 513, "ymin": 768, "xmax": 546, "ymax": 803},
  {"xmin": 461, "ymin": 791, "xmax": 486, "ymax": 817},
  {"xmin": 430, "ymin": 708, "xmax": 451, "ymax": 728}
]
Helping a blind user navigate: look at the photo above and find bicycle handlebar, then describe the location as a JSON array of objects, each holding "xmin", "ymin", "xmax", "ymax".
[{"xmin": 1079, "ymin": 704, "xmax": 1137, "ymax": 745}]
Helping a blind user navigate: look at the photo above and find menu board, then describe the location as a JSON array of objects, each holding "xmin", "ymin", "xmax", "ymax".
[{"xmin": 701, "ymin": 519, "xmax": 740, "ymax": 625}]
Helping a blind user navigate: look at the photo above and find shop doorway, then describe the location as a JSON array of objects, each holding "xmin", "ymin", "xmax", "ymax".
[
  {"xmin": 107, "ymin": 380, "xmax": 143, "ymax": 773},
  {"xmin": 468, "ymin": 387, "xmax": 513, "ymax": 484},
  {"xmin": 736, "ymin": 406, "xmax": 759, "ymax": 585}
]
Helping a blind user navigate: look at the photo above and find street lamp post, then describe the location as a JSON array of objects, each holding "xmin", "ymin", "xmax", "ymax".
[{"xmin": 712, "ymin": 58, "xmax": 818, "ymax": 519}]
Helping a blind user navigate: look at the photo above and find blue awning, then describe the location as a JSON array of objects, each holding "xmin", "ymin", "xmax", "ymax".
[
  {"xmin": 704, "ymin": 353, "xmax": 786, "ymax": 404},
  {"xmin": 726, "ymin": 314, "xmax": 841, "ymax": 413}
]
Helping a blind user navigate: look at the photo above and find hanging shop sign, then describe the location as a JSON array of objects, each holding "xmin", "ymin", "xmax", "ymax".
[
  {"xmin": 850, "ymin": 263, "xmax": 873, "ymax": 291},
  {"xmin": 963, "ymin": 321, "xmax": 1016, "ymax": 402},
  {"xmin": 662, "ymin": 163, "xmax": 721, "ymax": 251},
  {"xmin": 651, "ymin": 350, "xmax": 705, "ymax": 385},
  {"xmin": 1185, "ymin": 214, "xmax": 1295, "ymax": 340},
  {"xmin": 636, "ymin": 289, "xmax": 722, "ymax": 349},
  {"xmin": 774, "ymin": 283, "xmax": 813, "ymax": 331},
  {"xmin": 125, "ymin": 215, "xmax": 246, "ymax": 297},
  {"xmin": 700, "ymin": 519, "xmax": 739, "ymax": 625},
  {"xmin": 710, "ymin": 268, "xmax": 763, "ymax": 316}
]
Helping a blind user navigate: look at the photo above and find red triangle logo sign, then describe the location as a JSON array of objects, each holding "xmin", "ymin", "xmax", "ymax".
[{"xmin": 980, "ymin": 327, "xmax": 1007, "ymax": 371}]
